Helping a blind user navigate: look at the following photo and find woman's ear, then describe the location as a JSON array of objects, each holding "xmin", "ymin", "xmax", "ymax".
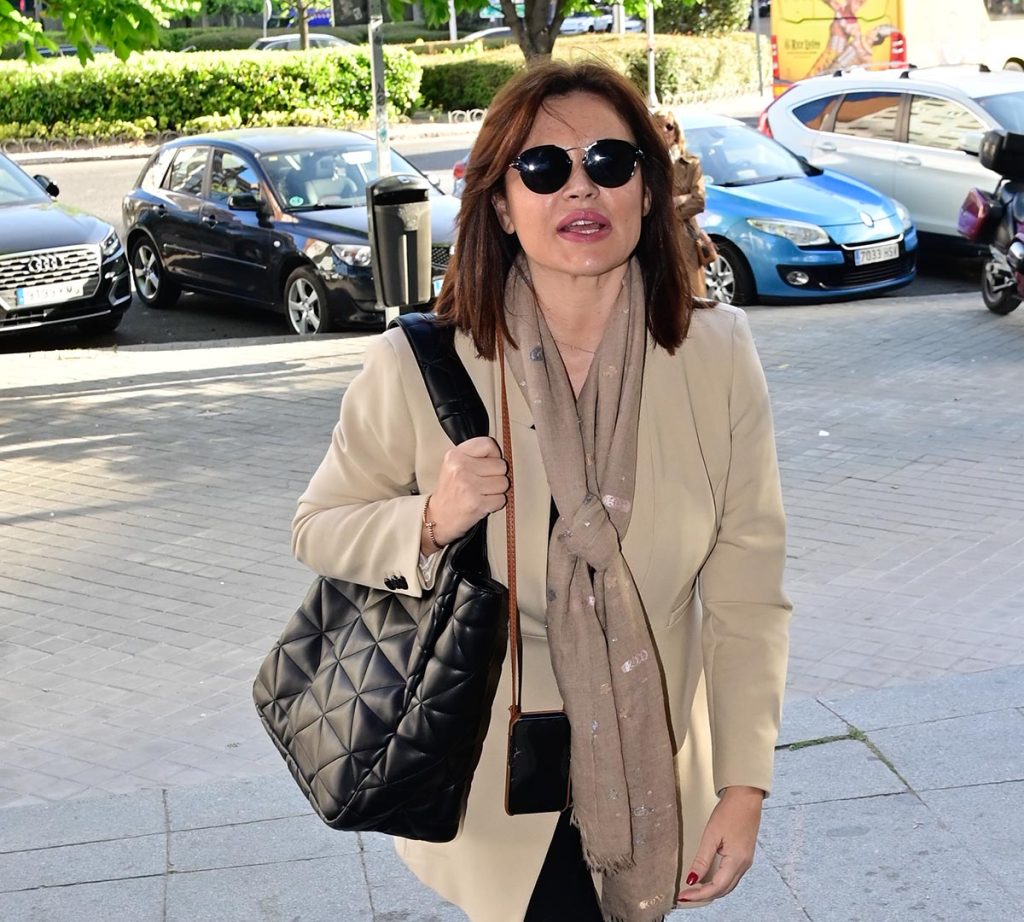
[
  {"xmin": 492, "ymin": 192, "xmax": 515, "ymax": 234},
  {"xmin": 643, "ymin": 185, "xmax": 651, "ymax": 217}
]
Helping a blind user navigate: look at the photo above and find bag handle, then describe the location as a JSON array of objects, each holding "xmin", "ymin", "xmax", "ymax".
[{"xmin": 497, "ymin": 339, "xmax": 522, "ymax": 721}]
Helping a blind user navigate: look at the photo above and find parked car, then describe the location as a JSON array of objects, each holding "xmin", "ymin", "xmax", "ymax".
[
  {"xmin": 682, "ymin": 114, "xmax": 917, "ymax": 305},
  {"xmin": 462, "ymin": 26, "xmax": 514, "ymax": 42},
  {"xmin": 249, "ymin": 32, "xmax": 352, "ymax": 51},
  {"xmin": 452, "ymin": 154, "xmax": 469, "ymax": 198},
  {"xmin": 122, "ymin": 128, "xmax": 459, "ymax": 334},
  {"xmin": 759, "ymin": 66, "xmax": 1024, "ymax": 246},
  {"xmin": 560, "ymin": 14, "xmax": 597, "ymax": 33},
  {"xmin": 0, "ymin": 153, "xmax": 129, "ymax": 337}
]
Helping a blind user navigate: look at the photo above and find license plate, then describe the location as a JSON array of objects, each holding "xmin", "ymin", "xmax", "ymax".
[
  {"xmin": 16, "ymin": 280, "xmax": 87, "ymax": 307},
  {"xmin": 854, "ymin": 242, "xmax": 899, "ymax": 266},
  {"xmin": 432, "ymin": 277, "xmax": 444, "ymax": 297}
]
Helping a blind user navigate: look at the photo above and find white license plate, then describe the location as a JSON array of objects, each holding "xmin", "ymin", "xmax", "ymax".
[
  {"xmin": 16, "ymin": 280, "xmax": 87, "ymax": 307},
  {"xmin": 854, "ymin": 242, "xmax": 899, "ymax": 266},
  {"xmin": 433, "ymin": 277, "xmax": 444, "ymax": 297}
]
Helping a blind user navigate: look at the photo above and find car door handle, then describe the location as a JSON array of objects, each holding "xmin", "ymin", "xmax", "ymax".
[
  {"xmin": 201, "ymin": 213, "xmax": 218, "ymax": 226},
  {"xmin": 899, "ymin": 156, "xmax": 922, "ymax": 167},
  {"xmin": 818, "ymin": 141, "xmax": 837, "ymax": 152}
]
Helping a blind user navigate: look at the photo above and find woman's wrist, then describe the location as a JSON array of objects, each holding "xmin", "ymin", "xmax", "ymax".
[{"xmin": 421, "ymin": 494, "xmax": 450, "ymax": 556}]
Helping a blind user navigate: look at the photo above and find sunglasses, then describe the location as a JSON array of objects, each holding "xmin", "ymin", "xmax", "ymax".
[{"xmin": 508, "ymin": 139, "xmax": 645, "ymax": 195}]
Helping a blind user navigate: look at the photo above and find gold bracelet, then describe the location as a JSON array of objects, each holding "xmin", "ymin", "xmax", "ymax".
[{"xmin": 422, "ymin": 494, "xmax": 444, "ymax": 552}]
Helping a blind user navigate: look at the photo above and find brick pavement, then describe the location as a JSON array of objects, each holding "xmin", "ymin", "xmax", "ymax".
[{"xmin": 1, "ymin": 291, "xmax": 1023, "ymax": 809}]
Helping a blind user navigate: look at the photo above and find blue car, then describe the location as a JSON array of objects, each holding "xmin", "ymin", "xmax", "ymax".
[{"xmin": 682, "ymin": 114, "xmax": 917, "ymax": 305}]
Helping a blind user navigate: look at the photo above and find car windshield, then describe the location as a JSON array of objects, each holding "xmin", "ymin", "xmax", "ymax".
[
  {"xmin": 976, "ymin": 91, "xmax": 1024, "ymax": 133},
  {"xmin": 260, "ymin": 145, "xmax": 435, "ymax": 210},
  {"xmin": 0, "ymin": 156, "xmax": 51, "ymax": 206},
  {"xmin": 685, "ymin": 125, "xmax": 808, "ymax": 187}
]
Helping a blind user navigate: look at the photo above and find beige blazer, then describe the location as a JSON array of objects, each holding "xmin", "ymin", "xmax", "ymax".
[{"xmin": 292, "ymin": 303, "xmax": 791, "ymax": 922}]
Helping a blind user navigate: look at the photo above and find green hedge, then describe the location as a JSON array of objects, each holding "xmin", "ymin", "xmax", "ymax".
[
  {"xmin": 0, "ymin": 48, "xmax": 422, "ymax": 131},
  {"xmin": 418, "ymin": 33, "xmax": 770, "ymax": 111}
]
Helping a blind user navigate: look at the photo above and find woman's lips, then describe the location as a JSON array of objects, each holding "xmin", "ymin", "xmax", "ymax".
[{"xmin": 557, "ymin": 210, "xmax": 612, "ymax": 241}]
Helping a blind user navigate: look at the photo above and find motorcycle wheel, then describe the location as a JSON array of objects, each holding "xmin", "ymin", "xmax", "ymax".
[{"xmin": 982, "ymin": 258, "xmax": 1021, "ymax": 315}]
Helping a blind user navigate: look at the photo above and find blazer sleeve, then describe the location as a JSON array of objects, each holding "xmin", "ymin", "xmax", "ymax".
[
  {"xmin": 291, "ymin": 333, "xmax": 430, "ymax": 598},
  {"xmin": 699, "ymin": 310, "xmax": 791, "ymax": 797}
]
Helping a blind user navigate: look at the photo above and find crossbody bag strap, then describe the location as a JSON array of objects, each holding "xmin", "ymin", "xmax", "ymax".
[{"xmin": 497, "ymin": 339, "xmax": 521, "ymax": 720}]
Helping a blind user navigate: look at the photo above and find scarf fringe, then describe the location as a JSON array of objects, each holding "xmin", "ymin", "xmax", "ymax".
[{"xmin": 601, "ymin": 912, "xmax": 667, "ymax": 922}]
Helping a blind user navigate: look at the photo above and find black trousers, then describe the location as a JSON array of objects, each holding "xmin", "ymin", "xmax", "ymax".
[{"xmin": 524, "ymin": 810, "xmax": 604, "ymax": 921}]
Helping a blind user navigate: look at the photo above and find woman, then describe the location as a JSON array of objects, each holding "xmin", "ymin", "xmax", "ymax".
[
  {"xmin": 652, "ymin": 109, "xmax": 717, "ymax": 298},
  {"xmin": 293, "ymin": 62, "xmax": 790, "ymax": 922}
]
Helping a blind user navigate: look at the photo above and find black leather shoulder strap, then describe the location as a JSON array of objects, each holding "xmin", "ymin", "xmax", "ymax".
[{"xmin": 390, "ymin": 312, "xmax": 490, "ymax": 446}]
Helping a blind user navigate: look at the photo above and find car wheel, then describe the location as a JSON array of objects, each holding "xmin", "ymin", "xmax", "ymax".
[
  {"xmin": 77, "ymin": 311, "xmax": 125, "ymax": 335},
  {"xmin": 130, "ymin": 237, "xmax": 180, "ymax": 309},
  {"xmin": 704, "ymin": 239, "xmax": 755, "ymax": 306},
  {"xmin": 982, "ymin": 257, "xmax": 1021, "ymax": 315},
  {"xmin": 284, "ymin": 266, "xmax": 337, "ymax": 334}
]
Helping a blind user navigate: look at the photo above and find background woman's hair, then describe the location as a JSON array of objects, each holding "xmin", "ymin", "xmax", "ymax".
[
  {"xmin": 653, "ymin": 108, "xmax": 683, "ymax": 149},
  {"xmin": 434, "ymin": 61, "xmax": 693, "ymax": 360}
]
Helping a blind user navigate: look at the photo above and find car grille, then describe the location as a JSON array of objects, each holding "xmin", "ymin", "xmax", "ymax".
[
  {"xmin": 431, "ymin": 245, "xmax": 452, "ymax": 273},
  {"xmin": 0, "ymin": 245, "xmax": 102, "ymax": 309},
  {"xmin": 777, "ymin": 238, "xmax": 915, "ymax": 291}
]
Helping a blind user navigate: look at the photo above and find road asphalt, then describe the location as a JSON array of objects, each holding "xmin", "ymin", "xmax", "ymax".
[
  {"xmin": 6, "ymin": 91, "xmax": 774, "ymax": 167},
  {"xmin": 1, "ymin": 288, "xmax": 1022, "ymax": 919}
]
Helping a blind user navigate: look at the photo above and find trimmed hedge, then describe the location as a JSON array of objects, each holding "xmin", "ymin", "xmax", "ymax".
[
  {"xmin": 0, "ymin": 48, "xmax": 422, "ymax": 131},
  {"xmin": 418, "ymin": 33, "xmax": 770, "ymax": 111}
]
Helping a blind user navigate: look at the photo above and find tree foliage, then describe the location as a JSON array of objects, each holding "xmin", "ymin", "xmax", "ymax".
[
  {"xmin": 0, "ymin": 0, "xmax": 199, "ymax": 62},
  {"xmin": 655, "ymin": 0, "xmax": 750, "ymax": 35}
]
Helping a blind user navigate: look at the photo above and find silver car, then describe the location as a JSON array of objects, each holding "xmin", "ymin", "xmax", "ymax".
[{"xmin": 759, "ymin": 66, "xmax": 1024, "ymax": 245}]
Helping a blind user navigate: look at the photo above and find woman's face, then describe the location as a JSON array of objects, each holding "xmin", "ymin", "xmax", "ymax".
[
  {"xmin": 654, "ymin": 112, "xmax": 677, "ymax": 148},
  {"xmin": 493, "ymin": 91, "xmax": 649, "ymax": 287}
]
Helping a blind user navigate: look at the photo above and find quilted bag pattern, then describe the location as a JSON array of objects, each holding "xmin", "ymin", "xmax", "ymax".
[{"xmin": 253, "ymin": 314, "xmax": 508, "ymax": 842}]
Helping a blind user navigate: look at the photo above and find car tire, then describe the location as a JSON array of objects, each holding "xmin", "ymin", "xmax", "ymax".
[
  {"xmin": 77, "ymin": 311, "xmax": 125, "ymax": 335},
  {"xmin": 130, "ymin": 237, "xmax": 180, "ymax": 309},
  {"xmin": 704, "ymin": 239, "xmax": 756, "ymax": 306},
  {"xmin": 982, "ymin": 258, "xmax": 1021, "ymax": 315},
  {"xmin": 284, "ymin": 265, "xmax": 337, "ymax": 335}
]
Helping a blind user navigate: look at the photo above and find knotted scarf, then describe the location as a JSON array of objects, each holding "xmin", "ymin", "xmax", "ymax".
[{"xmin": 502, "ymin": 257, "xmax": 680, "ymax": 922}]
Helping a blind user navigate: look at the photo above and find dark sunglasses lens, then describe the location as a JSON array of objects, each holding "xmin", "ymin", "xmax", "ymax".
[
  {"xmin": 584, "ymin": 140, "xmax": 641, "ymax": 188},
  {"xmin": 514, "ymin": 145, "xmax": 572, "ymax": 194}
]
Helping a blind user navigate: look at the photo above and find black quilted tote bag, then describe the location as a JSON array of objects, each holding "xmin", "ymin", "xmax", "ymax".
[{"xmin": 253, "ymin": 314, "xmax": 508, "ymax": 842}]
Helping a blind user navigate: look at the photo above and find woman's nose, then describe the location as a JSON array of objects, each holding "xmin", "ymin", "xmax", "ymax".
[{"xmin": 561, "ymin": 155, "xmax": 598, "ymax": 198}]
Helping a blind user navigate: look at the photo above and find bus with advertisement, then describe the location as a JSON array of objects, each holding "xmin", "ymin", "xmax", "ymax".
[{"xmin": 771, "ymin": 0, "xmax": 1024, "ymax": 94}]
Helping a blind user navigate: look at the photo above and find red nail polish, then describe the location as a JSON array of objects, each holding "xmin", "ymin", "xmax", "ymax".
[{"xmin": 686, "ymin": 872, "xmax": 699, "ymax": 886}]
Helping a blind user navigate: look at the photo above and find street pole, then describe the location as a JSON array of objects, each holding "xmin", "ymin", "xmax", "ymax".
[
  {"xmin": 752, "ymin": 1, "xmax": 765, "ymax": 95},
  {"xmin": 368, "ymin": 0, "xmax": 391, "ymax": 179},
  {"xmin": 645, "ymin": 1, "xmax": 657, "ymax": 107},
  {"xmin": 262, "ymin": 0, "xmax": 271, "ymax": 38},
  {"xmin": 448, "ymin": 0, "xmax": 458, "ymax": 41}
]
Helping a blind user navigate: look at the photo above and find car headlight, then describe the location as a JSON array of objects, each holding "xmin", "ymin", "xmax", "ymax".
[
  {"xmin": 331, "ymin": 244, "xmax": 372, "ymax": 268},
  {"xmin": 892, "ymin": 199, "xmax": 913, "ymax": 232},
  {"xmin": 100, "ymin": 229, "xmax": 122, "ymax": 257},
  {"xmin": 746, "ymin": 218, "xmax": 829, "ymax": 246}
]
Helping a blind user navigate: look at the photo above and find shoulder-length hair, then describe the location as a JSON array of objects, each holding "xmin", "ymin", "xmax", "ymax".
[{"xmin": 434, "ymin": 61, "xmax": 694, "ymax": 360}]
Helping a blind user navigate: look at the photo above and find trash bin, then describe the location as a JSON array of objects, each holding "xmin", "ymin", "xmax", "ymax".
[{"xmin": 366, "ymin": 174, "xmax": 433, "ymax": 310}]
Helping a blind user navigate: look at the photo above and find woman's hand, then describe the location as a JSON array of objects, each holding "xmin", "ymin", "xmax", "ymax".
[
  {"xmin": 676, "ymin": 785, "xmax": 764, "ymax": 905},
  {"xmin": 423, "ymin": 436, "xmax": 509, "ymax": 552}
]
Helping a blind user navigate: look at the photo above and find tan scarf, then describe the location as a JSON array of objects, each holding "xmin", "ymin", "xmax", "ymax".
[{"xmin": 502, "ymin": 257, "xmax": 680, "ymax": 922}]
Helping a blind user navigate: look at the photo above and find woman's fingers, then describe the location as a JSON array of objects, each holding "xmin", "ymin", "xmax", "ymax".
[{"xmin": 677, "ymin": 851, "xmax": 750, "ymax": 903}]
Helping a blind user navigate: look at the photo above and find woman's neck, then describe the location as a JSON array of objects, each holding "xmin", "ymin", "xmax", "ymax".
[{"xmin": 530, "ymin": 262, "xmax": 628, "ymax": 354}]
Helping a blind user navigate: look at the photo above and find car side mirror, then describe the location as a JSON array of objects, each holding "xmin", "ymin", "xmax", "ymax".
[
  {"xmin": 227, "ymin": 192, "xmax": 266, "ymax": 213},
  {"xmin": 34, "ymin": 174, "xmax": 59, "ymax": 197},
  {"xmin": 960, "ymin": 131, "xmax": 984, "ymax": 156}
]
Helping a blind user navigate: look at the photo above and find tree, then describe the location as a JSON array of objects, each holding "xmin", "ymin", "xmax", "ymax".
[
  {"xmin": 397, "ymin": 1, "xmax": 696, "ymax": 63},
  {"xmin": 0, "ymin": 0, "xmax": 199, "ymax": 61},
  {"xmin": 655, "ymin": 0, "xmax": 749, "ymax": 35}
]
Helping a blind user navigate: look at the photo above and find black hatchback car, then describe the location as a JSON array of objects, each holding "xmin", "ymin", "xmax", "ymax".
[
  {"xmin": 0, "ymin": 152, "xmax": 129, "ymax": 337},
  {"xmin": 122, "ymin": 128, "xmax": 460, "ymax": 334}
]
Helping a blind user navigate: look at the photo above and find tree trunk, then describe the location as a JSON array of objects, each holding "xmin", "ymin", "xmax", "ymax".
[
  {"xmin": 298, "ymin": 1, "xmax": 310, "ymax": 49},
  {"xmin": 500, "ymin": 0, "xmax": 561, "ymax": 63}
]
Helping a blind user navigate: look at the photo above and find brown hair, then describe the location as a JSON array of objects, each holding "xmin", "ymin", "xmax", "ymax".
[{"xmin": 434, "ymin": 61, "xmax": 694, "ymax": 360}]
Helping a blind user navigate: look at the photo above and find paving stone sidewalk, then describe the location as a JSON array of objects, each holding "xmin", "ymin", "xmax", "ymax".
[
  {"xmin": 1, "ymin": 289, "xmax": 1023, "ymax": 918},
  {"xmin": 0, "ymin": 664, "xmax": 1020, "ymax": 921}
]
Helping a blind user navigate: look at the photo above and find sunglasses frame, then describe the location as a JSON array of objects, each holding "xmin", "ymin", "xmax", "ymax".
[{"xmin": 508, "ymin": 138, "xmax": 645, "ymax": 195}]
